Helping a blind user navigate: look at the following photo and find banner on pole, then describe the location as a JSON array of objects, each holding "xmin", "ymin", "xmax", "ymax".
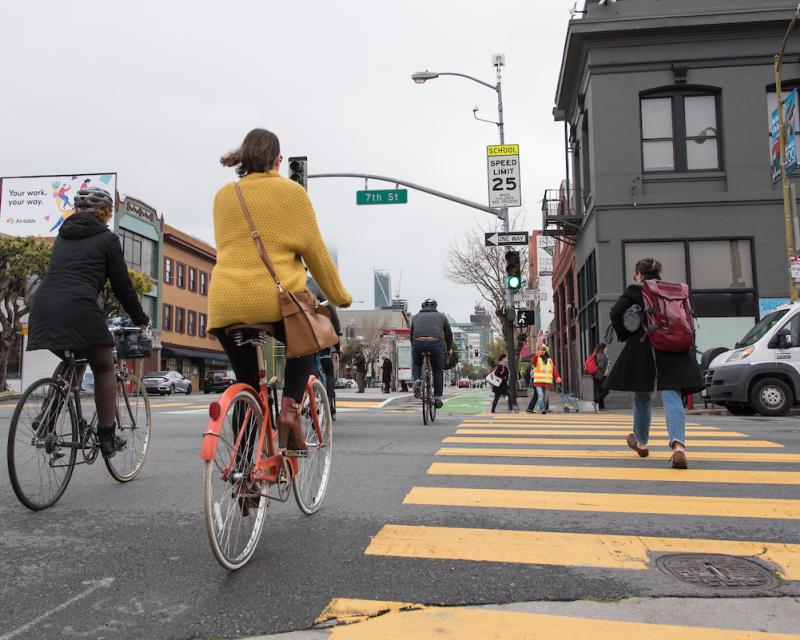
[{"xmin": 770, "ymin": 90, "xmax": 798, "ymax": 185}]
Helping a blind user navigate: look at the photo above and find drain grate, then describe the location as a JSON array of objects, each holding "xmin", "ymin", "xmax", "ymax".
[{"xmin": 656, "ymin": 553, "xmax": 778, "ymax": 589}]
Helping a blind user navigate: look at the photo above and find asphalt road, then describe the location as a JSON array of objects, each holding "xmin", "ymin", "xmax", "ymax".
[{"xmin": 1, "ymin": 390, "xmax": 799, "ymax": 639}]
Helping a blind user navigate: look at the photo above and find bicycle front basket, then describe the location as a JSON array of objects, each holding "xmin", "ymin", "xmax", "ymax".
[{"xmin": 115, "ymin": 330, "xmax": 152, "ymax": 359}]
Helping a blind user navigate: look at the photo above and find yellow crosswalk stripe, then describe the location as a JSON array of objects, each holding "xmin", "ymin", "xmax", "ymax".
[
  {"xmin": 365, "ymin": 524, "xmax": 800, "ymax": 580},
  {"xmin": 461, "ymin": 421, "xmax": 719, "ymax": 430},
  {"xmin": 403, "ymin": 486, "xmax": 800, "ymax": 519},
  {"xmin": 336, "ymin": 401, "xmax": 382, "ymax": 408},
  {"xmin": 455, "ymin": 428, "xmax": 746, "ymax": 437},
  {"xmin": 436, "ymin": 447, "xmax": 800, "ymax": 463},
  {"xmin": 427, "ymin": 462, "xmax": 800, "ymax": 485},
  {"xmin": 325, "ymin": 603, "xmax": 800, "ymax": 639},
  {"xmin": 444, "ymin": 436, "xmax": 782, "ymax": 448}
]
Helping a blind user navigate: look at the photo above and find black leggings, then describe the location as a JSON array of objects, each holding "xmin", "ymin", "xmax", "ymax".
[
  {"xmin": 53, "ymin": 346, "xmax": 116, "ymax": 428},
  {"xmin": 214, "ymin": 322, "xmax": 313, "ymax": 403}
]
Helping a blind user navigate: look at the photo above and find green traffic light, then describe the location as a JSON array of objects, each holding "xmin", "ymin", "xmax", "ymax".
[{"xmin": 506, "ymin": 274, "xmax": 521, "ymax": 290}]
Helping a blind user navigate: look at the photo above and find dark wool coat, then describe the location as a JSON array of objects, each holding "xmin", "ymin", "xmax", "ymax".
[
  {"xmin": 381, "ymin": 357, "xmax": 392, "ymax": 383},
  {"xmin": 27, "ymin": 213, "xmax": 149, "ymax": 352},
  {"xmin": 492, "ymin": 362, "xmax": 510, "ymax": 396},
  {"xmin": 605, "ymin": 283, "xmax": 703, "ymax": 393}
]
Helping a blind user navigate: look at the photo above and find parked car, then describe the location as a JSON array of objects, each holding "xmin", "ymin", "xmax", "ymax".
[
  {"xmin": 143, "ymin": 370, "xmax": 192, "ymax": 396},
  {"xmin": 204, "ymin": 369, "xmax": 236, "ymax": 394},
  {"xmin": 334, "ymin": 378, "xmax": 357, "ymax": 389},
  {"xmin": 458, "ymin": 378, "xmax": 472, "ymax": 388},
  {"xmin": 704, "ymin": 302, "xmax": 800, "ymax": 416}
]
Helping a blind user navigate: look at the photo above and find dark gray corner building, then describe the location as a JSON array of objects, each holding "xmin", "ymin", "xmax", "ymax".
[{"xmin": 546, "ymin": 0, "xmax": 799, "ymax": 398}]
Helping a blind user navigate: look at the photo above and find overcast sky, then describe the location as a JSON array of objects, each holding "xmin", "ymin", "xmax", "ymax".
[{"xmin": 1, "ymin": 1, "xmax": 573, "ymax": 323}]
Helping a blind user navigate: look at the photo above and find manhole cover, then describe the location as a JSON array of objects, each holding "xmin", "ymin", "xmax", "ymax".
[{"xmin": 656, "ymin": 554, "xmax": 778, "ymax": 589}]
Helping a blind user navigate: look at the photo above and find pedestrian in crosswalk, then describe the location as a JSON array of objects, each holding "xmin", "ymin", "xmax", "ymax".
[{"xmin": 605, "ymin": 257, "xmax": 703, "ymax": 469}]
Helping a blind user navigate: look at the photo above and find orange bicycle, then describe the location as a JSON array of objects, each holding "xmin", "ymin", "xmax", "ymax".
[{"xmin": 199, "ymin": 324, "xmax": 333, "ymax": 570}]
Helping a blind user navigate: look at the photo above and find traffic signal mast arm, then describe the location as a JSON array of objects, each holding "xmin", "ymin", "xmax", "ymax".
[{"xmin": 307, "ymin": 172, "xmax": 503, "ymax": 218}]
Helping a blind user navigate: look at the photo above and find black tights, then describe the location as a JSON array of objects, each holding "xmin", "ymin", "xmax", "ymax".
[
  {"xmin": 214, "ymin": 322, "xmax": 313, "ymax": 403},
  {"xmin": 53, "ymin": 346, "xmax": 116, "ymax": 428}
]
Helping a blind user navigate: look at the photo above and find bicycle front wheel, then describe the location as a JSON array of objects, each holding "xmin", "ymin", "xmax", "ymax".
[
  {"xmin": 429, "ymin": 397, "xmax": 437, "ymax": 422},
  {"xmin": 106, "ymin": 374, "xmax": 151, "ymax": 482},
  {"xmin": 294, "ymin": 378, "xmax": 333, "ymax": 515},
  {"xmin": 203, "ymin": 388, "xmax": 267, "ymax": 570},
  {"xmin": 7, "ymin": 378, "xmax": 77, "ymax": 510}
]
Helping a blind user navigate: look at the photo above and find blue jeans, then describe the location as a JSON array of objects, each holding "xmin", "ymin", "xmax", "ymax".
[
  {"xmin": 412, "ymin": 339, "xmax": 444, "ymax": 397},
  {"xmin": 535, "ymin": 387, "xmax": 550, "ymax": 412},
  {"xmin": 633, "ymin": 390, "xmax": 686, "ymax": 448}
]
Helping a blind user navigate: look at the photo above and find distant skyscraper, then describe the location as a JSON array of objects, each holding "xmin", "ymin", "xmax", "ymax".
[{"xmin": 374, "ymin": 270, "xmax": 391, "ymax": 309}]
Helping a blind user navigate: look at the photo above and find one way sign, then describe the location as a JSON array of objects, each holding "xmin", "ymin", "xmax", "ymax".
[{"xmin": 484, "ymin": 231, "xmax": 530, "ymax": 247}]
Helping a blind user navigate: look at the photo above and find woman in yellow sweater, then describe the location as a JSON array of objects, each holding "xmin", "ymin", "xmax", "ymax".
[{"xmin": 209, "ymin": 128, "xmax": 352, "ymax": 453}]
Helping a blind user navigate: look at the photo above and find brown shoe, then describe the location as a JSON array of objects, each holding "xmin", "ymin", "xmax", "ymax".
[
  {"xmin": 626, "ymin": 433, "xmax": 649, "ymax": 458},
  {"xmin": 277, "ymin": 396, "xmax": 307, "ymax": 455},
  {"xmin": 670, "ymin": 448, "xmax": 688, "ymax": 469}
]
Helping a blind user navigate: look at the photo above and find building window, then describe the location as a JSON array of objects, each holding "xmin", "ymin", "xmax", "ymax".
[
  {"xmin": 577, "ymin": 252, "xmax": 598, "ymax": 360},
  {"xmin": 163, "ymin": 304, "xmax": 173, "ymax": 331},
  {"xmin": 199, "ymin": 313, "xmax": 207, "ymax": 338},
  {"xmin": 177, "ymin": 263, "xmax": 185, "ymax": 288},
  {"xmin": 175, "ymin": 307, "xmax": 185, "ymax": 333},
  {"xmin": 641, "ymin": 90, "xmax": 721, "ymax": 173},
  {"xmin": 164, "ymin": 258, "xmax": 173, "ymax": 284},
  {"xmin": 188, "ymin": 267, "xmax": 197, "ymax": 292},
  {"xmin": 199, "ymin": 271, "xmax": 208, "ymax": 296},
  {"xmin": 624, "ymin": 241, "xmax": 687, "ymax": 284},
  {"xmin": 119, "ymin": 229, "xmax": 143, "ymax": 270},
  {"xmin": 188, "ymin": 310, "xmax": 196, "ymax": 336}
]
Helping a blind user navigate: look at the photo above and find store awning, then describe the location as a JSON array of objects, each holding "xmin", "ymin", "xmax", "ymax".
[{"xmin": 162, "ymin": 345, "xmax": 229, "ymax": 363}]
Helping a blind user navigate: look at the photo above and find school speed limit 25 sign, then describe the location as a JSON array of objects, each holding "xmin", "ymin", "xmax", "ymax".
[{"xmin": 487, "ymin": 144, "xmax": 521, "ymax": 208}]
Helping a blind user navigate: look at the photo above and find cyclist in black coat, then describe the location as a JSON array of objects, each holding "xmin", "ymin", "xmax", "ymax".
[{"xmin": 27, "ymin": 188, "xmax": 150, "ymax": 458}]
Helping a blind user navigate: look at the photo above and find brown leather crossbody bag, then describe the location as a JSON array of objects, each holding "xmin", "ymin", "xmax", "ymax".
[{"xmin": 234, "ymin": 183, "xmax": 338, "ymax": 358}]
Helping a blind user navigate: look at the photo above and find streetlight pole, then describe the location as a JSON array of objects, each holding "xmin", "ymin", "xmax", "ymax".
[
  {"xmin": 412, "ymin": 58, "xmax": 519, "ymax": 408},
  {"xmin": 774, "ymin": 3, "xmax": 800, "ymax": 303}
]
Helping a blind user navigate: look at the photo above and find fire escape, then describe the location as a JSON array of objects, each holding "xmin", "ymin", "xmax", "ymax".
[{"xmin": 541, "ymin": 186, "xmax": 583, "ymax": 245}]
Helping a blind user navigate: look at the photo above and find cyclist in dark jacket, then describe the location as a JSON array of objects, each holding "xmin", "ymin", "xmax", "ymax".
[
  {"xmin": 410, "ymin": 298, "xmax": 454, "ymax": 408},
  {"xmin": 307, "ymin": 274, "xmax": 340, "ymax": 408},
  {"xmin": 27, "ymin": 188, "xmax": 150, "ymax": 459}
]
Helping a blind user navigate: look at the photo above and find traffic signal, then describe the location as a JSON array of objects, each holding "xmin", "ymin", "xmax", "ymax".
[
  {"xmin": 516, "ymin": 309, "xmax": 535, "ymax": 327},
  {"xmin": 505, "ymin": 250, "xmax": 522, "ymax": 290},
  {"xmin": 288, "ymin": 156, "xmax": 308, "ymax": 190}
]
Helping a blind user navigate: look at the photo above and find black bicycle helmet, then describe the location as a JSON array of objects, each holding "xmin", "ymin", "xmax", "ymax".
[
  {"xmin": 74, "ymin": 187, "xmax": 114, "ymax": 212},
  {"xmin": 422, "ymin": 298, "xmax": 437, "ymax": 310}
]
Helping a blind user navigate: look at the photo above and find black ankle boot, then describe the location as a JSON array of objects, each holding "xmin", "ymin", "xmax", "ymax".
[{"xmin": 97, "ymin": 426, "xmax": 126, "ymax": 459}]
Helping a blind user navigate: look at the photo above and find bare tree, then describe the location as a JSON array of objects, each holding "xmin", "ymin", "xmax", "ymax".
[{"xmin": 443, "ymin": 214, "xmax": 529, "ymax": 339}]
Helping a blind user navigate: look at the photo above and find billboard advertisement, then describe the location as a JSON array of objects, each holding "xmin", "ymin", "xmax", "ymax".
[
  {"xmin": 0, "ymin": 173, "xmax": 117, "ymax": 237},
  {"xmin": 770, "ymin": 90, "xmax": 798, "ymax": 185}
]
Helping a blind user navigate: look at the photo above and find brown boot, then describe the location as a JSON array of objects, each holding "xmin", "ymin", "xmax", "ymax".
[{"xmin": 277, "ymin": 396, "xmax": 307, "ymax": 455}]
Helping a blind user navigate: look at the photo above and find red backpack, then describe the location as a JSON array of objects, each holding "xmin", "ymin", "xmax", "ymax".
[
  {"xmin": 641, "ymin": 280, "xmax": 695, "ymax": 352},
  {"xmin": 583, "ymin": 354, "xmax": 599, "ymax": 376}
]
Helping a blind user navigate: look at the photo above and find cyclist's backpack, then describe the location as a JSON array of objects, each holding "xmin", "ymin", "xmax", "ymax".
[
  {"xmin": 641, "ymin": 280, "xmax": 695, "ymax": 352},
  {"xmin": 583, "ymin": 354, "xmax": 599, "ymax": 376}
]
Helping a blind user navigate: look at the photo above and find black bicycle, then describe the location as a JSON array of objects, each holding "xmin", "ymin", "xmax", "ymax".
[
  {"xmin": 420, "ymin": 351, "xmax": 436, "ymax": 425},
  {"xmin": 7, "ymin": 320, "xmax": 152, "ymax": 510}
]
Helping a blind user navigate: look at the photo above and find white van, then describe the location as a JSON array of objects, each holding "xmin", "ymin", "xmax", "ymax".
[{"xmin": 704, "ymin": 303, "xmax": 800, "ymax": 416}]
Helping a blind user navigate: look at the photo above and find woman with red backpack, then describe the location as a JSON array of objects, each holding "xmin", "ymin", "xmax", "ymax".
[
  {"xmin": 605, "ymin": 258, "xmax": 703, "ymax": 469},
  {"xmin": 585, "ymin": 343, "xmax": 609, "ymax": 411}
]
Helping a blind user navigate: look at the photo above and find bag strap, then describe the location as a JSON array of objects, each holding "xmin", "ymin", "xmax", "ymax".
[{"xmin": 234, "ymin": 183, "xmax": 284, "ymax": 293}]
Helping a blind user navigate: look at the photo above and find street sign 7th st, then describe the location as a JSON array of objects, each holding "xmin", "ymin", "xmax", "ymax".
[{"xmin": 485, "ymin": 231, "xmax": 529, "ymax": 247}]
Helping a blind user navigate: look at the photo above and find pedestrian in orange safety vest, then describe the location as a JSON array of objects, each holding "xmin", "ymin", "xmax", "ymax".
[{"xmin": 526, "ymin": 345, "xmax": 561, "ymax": 414}]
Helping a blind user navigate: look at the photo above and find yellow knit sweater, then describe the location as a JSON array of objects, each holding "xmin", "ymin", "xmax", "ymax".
[{"xmin": 208, "ymin": 172, "xmax": 351, "ymax": 330}]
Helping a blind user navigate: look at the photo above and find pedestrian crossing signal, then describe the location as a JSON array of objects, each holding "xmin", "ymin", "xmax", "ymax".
[
  {"xmin": 288, "ymin": 156, "xmax": 308, "ymax": 190},
  {"xmin": 505, "ymin": 250, "xmax": 522, "ymax": 290}
]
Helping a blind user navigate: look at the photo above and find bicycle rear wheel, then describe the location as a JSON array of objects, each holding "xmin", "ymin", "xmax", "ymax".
[
  {"xmin": 106, "ymin": 374, "xmax": 151, "ymax": 482},
  {"xmin": 203, "ymin": 388, "xmax": 267, "ymax": 570},
  {"xmin": 294, "ymin": 378, "xmax": 333, "ymax": 514},
  {"xmin": 7, "ymin": 379, "xmax": 77, "ymax": 510}
]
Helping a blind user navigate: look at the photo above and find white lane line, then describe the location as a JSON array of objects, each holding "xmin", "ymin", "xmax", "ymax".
[{"xmin": 0, "ymin": 577, "xmax": 115, "ymax": 640}]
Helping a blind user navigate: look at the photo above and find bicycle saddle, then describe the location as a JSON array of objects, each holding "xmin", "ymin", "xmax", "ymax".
[{"xmin": 224, "ymin": 323, "xmax": 274, "ymax": 347}]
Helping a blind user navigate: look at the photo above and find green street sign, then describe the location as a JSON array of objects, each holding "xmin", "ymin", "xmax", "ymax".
[{"xmin": 356, "ymin": 189, "xmax": 408, "ymax": 205}]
